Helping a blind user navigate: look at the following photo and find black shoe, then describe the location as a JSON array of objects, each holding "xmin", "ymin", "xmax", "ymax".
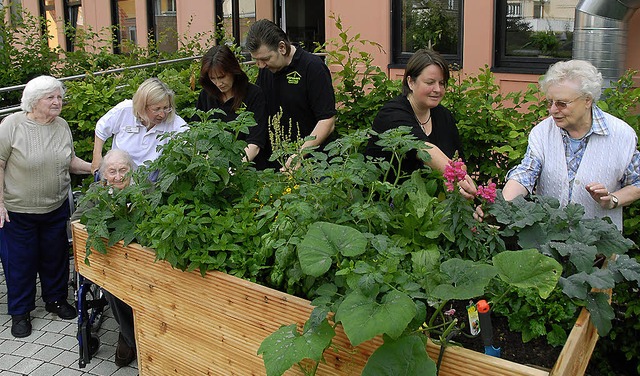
[
  {"xmin": 45, "ymin": 300, "xmax": 76, "ymax": 320},
  {"xmin": 115, "ymin": 333, "xmax": 136, "ymax": 367},
  {"xmin": 11, "ymin": 313, "xmax": 32, "ymax": 338}
]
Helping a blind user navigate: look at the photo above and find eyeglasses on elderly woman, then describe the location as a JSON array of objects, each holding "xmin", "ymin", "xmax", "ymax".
[
  {"xmin": 545, "ymin": 95, "xmax": 584, "ymax": 110},
  {"xmin": 147, "ymin": 105, "xmax": 173, "ymax": 114}
]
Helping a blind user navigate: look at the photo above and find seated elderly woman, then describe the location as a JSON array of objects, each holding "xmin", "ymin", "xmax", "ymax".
[
  {"xmin": 99, "ymin": 149, "xmax": 133, "ymax": 190},
  {"xmin": 71, "ymin": 149, "xmax": 134, "ymax": 222},
  {"xmin": 72, "ymin": 148, "xmax": 138, "ymax": 367}
]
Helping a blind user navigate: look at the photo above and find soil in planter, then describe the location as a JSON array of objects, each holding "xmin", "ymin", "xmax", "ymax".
[
  {"xmin": 437, "ymin": 302, "xmax": 633, "ymax": 376},
  {"xmin": 442, "ymin": 302, "xmax": 561, "ymax": 371}
]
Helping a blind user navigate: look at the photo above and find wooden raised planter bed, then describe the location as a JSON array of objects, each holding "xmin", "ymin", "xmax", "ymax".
[{"xmin": 71, "ymin": 222, "xmax": 598, "ymax": 376}]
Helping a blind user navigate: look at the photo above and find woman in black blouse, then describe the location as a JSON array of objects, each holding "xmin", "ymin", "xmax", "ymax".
[
  {"xmin": 366, "ymin": 49, "xmax": 475, "ymax": 196},
  {"xmin": 195, "ymin": 45, "xmax": 267, "ymax": 162}
]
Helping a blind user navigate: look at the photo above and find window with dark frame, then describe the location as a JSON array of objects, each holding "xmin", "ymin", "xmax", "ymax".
[
  {"xmin": 151, "ymin": 0, "xmax": 178, "ymax": 53},
  {"xmin": 111, "ymin": 0, "xmax": 138, "ymax": 54},
  {"xmin": 494, "ymin": 0, "xmax": 577, "ymax": 74},
  {"xmin": 215, "ymin": 0, "xmax": 256, "ymax": 49},
  {"xmin": 7, "ymin": 0, "xmax": 23, "ymax": 25},
  {"xmin": 391, "ymin": 0, "xmax": 463, "ymax": 68},
  {"xmin": 64, "ymin": 0, "xmax": 82, "ymax": 52}
]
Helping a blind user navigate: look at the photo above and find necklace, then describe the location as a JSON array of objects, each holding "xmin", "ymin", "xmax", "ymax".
[
  {"xmin": 415, "ymin": 112, "xmax": 431, "ymax": 126},
  {"xmin": 408, "ymin": 95, "xmax": 431, "ymax": 131}
]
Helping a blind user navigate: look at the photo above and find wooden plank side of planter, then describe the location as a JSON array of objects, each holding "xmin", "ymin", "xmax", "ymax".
[
  {"xmin": 72, "ymin": 222, "xmax": 379, "ymax": 375},
  {"xmin": 550, "ymin": 304, "xmax": 600, "ymax": 376},
  {"xmin": 72, "ymin": 223, "xmax": 598, "ymax": 376},
  {"xmin": 425, "ymin": 342, "xmax": 548, "ymax": 376}
]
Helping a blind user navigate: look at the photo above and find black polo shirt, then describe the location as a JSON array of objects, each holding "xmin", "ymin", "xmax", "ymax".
[{"xmin": 254, "ymin": 47, "xmax": 336, "ymax": 168}]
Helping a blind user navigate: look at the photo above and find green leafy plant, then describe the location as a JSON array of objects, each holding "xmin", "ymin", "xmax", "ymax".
[
  {"xmin": 443, "ymin": 67, "xmax": 547, "ymax": 184},
  {"xmin": 488, "ymin": 194, "xmax": 640, "ymax": 337},
  {"xmin": 526, "ymin": 31, "xmax": 560, "ymax": 56},
  {"xmin": 404, "ymin": 0, "xmax": 459, "ymax": 53},
  {"xmin": 491, "ymin": 286, "xmax": 578, "ymax": 346},
  {"xmin": 45, "ymin": 16, "xmax": 640, "ymax": 373},
  {"xmin": 324, "ymin": 14, "xmax": 401, "ymax": 136},
  {"xmin": 258, "ymin": 219, "xmax": 561, "ymax": 376}
]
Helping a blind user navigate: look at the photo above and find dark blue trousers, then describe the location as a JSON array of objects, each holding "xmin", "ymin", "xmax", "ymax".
[
  {"xmin": 104, "ymin": 290, "xmax": 136, "ymax": 348},
  {"xmin": 0, "ymin": 200, "xmax": 71, "ymax": 315}
]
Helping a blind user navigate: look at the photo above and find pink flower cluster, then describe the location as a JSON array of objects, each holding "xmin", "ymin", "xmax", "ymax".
[
  {"xmin": 443, "ymin": 159, "xmax": 497, "ymax": 203},
  {"xmin": 443, "ymin": 159, "xmax": 467, "ymax": 192},
  {"xmin": 477, "ymin": 182, "xmax": 497, "ymax": 203}
]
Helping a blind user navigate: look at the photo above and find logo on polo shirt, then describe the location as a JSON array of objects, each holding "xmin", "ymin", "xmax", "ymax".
[{"xmin": 286, "ymin": 71, "xmax": 301, "ymax": 85}]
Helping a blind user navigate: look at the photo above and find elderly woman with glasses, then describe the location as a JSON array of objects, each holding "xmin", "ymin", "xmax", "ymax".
[
  {"xmin": 502, "ymin": 59, "xmax": 640, "ymax": 230},
  {"xmin": 0, "ymin": 75, "xmax": 92, "ymax": 338},
  {"xmin": 91, "ymin": 77, "xmax": 187, "ymax": 173}
]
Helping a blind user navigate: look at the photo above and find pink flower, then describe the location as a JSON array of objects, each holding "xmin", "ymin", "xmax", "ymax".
[
  {"xmin": 445, "ymin": 181, "xmax": 455, "ymax": 192},
  {"xmin": 443, "ymin": 159, "xmax": 467, "ymax": 188},
  {"xmin": 477, "ymin": 182, "xmax": 497, "ymax": 203},
  {"xmin": 444, "ymin": 308, "xmax": 456, "ymax": 316}
]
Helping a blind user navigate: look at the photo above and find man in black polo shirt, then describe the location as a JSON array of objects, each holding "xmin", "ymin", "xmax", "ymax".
[{"xmin": 246, "ymin": 19, "xmax": 336, "ymax": 171}]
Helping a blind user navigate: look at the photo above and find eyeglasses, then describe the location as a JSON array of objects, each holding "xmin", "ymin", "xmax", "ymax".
[
  {"xmin": 148, "ymin": 106, "xmax": 173, "ymax": 114},
  {"xmin": 545, "ymin": 95, "xmax": 584, "ymax": 109}
]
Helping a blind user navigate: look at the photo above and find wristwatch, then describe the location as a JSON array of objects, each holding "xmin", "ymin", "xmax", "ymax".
[{"xmin": 610, "ymin": 194, "xmax": 619, "ymax": 209}]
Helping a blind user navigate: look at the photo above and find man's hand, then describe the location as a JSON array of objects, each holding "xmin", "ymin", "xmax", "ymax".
[{"xmin": 281, "ymin": 153, "xmax": 302, "ymax": 173}]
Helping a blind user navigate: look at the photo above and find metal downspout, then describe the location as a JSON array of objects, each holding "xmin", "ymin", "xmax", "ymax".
[{"xmin": 573, "ymin": 0, "xmax": 640, "ymax": 87}]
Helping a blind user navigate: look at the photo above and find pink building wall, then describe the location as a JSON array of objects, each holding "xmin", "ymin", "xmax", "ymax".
[
  {"xmin": 175, "ymin": 2, "xmax": 216, "ymax": 44},
  {"xmin": 324, "ymin": 0, "xmax": 391, "ymax": 74},
  {"xmin": 14, "ymin": 0, "xmax": 640, "ymax": 91}
]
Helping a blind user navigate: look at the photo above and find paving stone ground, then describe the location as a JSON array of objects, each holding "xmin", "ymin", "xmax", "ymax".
[{"xmin": 0, "ymin": 257, "xmax": 138, "ymax": 376}]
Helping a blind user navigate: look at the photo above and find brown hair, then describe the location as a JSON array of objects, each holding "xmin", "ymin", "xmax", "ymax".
[
  {"xmin": 199, "ymin": 45, "xmax": 249, "ymax": 111},
  {"xmin": 402, "ymin": 49, "xmax": 450, "ymax": 96}
]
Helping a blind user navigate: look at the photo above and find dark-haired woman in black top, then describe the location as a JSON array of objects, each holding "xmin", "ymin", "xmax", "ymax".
[
  {"xmin": 195, "ymin": 45, "xmax": 267, "ymax": 162},
  {"xmin": 366, "ymin": 49, "xmax": 476, "ymax": 197}
]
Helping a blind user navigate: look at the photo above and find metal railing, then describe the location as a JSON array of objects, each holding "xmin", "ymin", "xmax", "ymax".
[
  {"xmin": 0, "ymin": 51, "xmax": 326, "ymax": 119},
  {"xmin": 0, "ymin": 55, "xmax": 202, "ymax": 118}
]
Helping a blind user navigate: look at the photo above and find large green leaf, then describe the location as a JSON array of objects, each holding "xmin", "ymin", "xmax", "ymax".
[
  {"xmin": 493, "ymin": 249, "xmax": 562, "ymax": 299},
  {"xmin": 335, "ymin": 290, "xmax": 416, "ymax": 346},
  {"xmin": 568, "ymin": 244, "xmax": 598, "ymax": 273},
  {"xmin": 257, "ymin": 314, "xmax": 335, "ymax": 376},
  {"xmin": 608, "ymin": 254, "xmax": 640, "ymax": 284},
  {"xmin": 411, "ymin": 248, "xmax": 440, "ymax": 275},
  {"xmin": 431, "ymin": 259, "xmax": 497, "ymax": 300},
  {"xmin": 517, "ymin": 223, "xmax": 550, "ymax": 251},
  {"xmin": 298, "ymin": 222, "xmax": 367, "ymax": 277},
  {"xmin": 362, "ymin": 335, "xmax": 437, "ymax": 376},
  {"xmin": 559, "ymin": 275, "xmax": 588, "ymax": 300},
  {"xmin": 560, "ymin": 269, "xmax": 615, "ymax": 300},
  {"xmin": 586, "ymin": 291, "xmax": 614, "ymax": 336}
]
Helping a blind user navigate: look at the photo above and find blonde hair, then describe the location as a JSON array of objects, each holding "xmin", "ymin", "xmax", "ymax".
[{"xmin": 132, "ymin": 77, "xmax": 176, "ymax": 124}]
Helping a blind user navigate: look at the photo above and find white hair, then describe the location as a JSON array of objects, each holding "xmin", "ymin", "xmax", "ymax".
[
  {"xmin": 539, "ymin": 60, "xmax": 603, "ymax": 102},
  {"xmin": 20, "ymin": 75, "xmax": 66, "ymax": 112},
  {"xmin": 99, "ymin": 149, "xmax": 135, "ymax": 178}
]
